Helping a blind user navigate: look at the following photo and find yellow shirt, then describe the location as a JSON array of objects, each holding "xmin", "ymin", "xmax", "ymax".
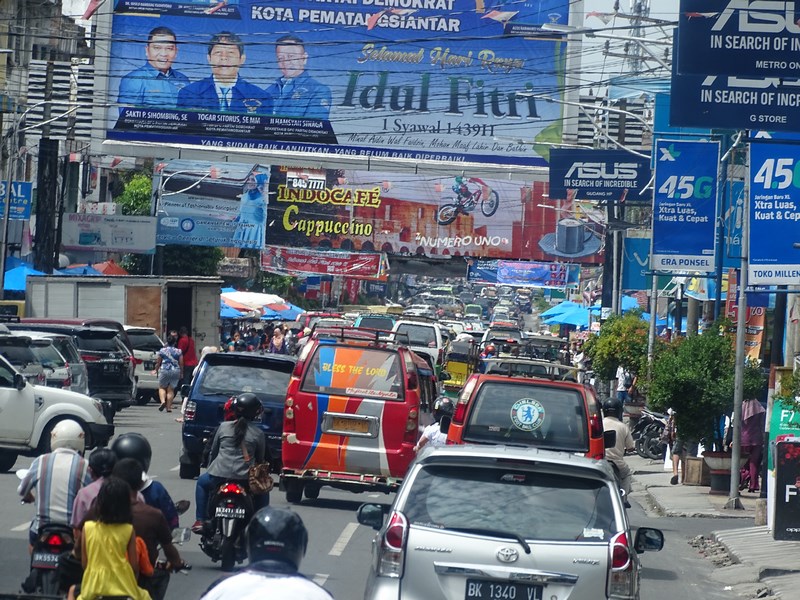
[{"xmin": 78, "ymin": 521, "xmax": 150, "ymax": 600}]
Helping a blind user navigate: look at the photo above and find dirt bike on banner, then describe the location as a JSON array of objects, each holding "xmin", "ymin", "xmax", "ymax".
[{"xmin": 436, "ymin": 176, "xmax": 499, "ymax": 225}]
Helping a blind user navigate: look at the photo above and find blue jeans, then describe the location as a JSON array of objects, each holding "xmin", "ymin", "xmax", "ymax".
[
  {"xmin": 616, "ymin": 390, "xmax": 629, "ymax": 403},
  {"xmin": 195, "ymin": 472, "xmax": 269, "ymax": 520}
]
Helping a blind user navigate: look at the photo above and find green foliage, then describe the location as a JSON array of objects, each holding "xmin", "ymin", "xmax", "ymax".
[
  {"xmin": 583, "ymin": 312, "xmax": 653, "ymax": 380},
  {"xmin": 121, "ymin": 246, "xmax": 224, "ymax": 277},
  {"xmin": 116, "ymin": 174, "xmax": 153, "ymax": 216}
]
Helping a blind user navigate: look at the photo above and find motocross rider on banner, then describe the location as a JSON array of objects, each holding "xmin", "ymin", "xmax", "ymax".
[
  {"xmin": 18, "ymin": 420, "xmax": 91, "ymax": 551},
  {"xmin": 452, "ymin": 175, "xmax": 471, "ymax": 207},
  {"xmin": 200, "ymin": 507, "xmax": 333, "ymax": 600}
]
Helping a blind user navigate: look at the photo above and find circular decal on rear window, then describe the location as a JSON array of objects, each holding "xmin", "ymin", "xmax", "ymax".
[{"xmin": 510, "ymin": 398, "xmax": 545, "ymax": 432}]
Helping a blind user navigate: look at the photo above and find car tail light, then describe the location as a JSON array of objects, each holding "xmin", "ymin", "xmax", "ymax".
[
  {"xmin": 80, "ymin": 353, "xmax": 99, "ymax": 362},
  {"xmin": 219, "ymin": 483, "xmax": 245, "ymax": 495},
  {"xmin": 607, "ymin": 531, "xmax": 635, "ymax": 597},
  {"xmin": 378, "ymin": 511, "xmax": 408, "ymax": 577},
  {"xmin": 36, "ymin": 372, "xmax": 46, "ymax": 385},
  {"xmin": 453, "ymin": 375, "xmax": 478, "ymax": 425},
  {"xmin": 184, "ymin": 400, "xmax": 197, "ymax": 421},
  {"xmin": 132, "ymin": 357, "xmax": 142, "ymax": 365},
  {"xmin": 404, "ymin": 408, "xmax": 418, "ymax": 444},
  {"xmin": 284, "ymin": 396, "xmax": 295, "ymax": 433}
]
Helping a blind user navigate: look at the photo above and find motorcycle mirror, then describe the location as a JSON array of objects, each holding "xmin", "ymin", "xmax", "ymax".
[
  {"xmin": 15, "ymin": 468, "xmax": 29, "ymax": 480},
  {"xmin": 172, "ymin": 527, "xmax": 192, "ymax": 544}
]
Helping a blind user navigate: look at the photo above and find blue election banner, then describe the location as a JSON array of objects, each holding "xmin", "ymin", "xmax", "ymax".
[
  {"xmin": 650, "ymin": 140, "xmax": 719, "ymax": 273},
  {"xmin": 155, "ymin": 160, "xmax": 270, "ymax": 248},
  {"xmin": 677, "ymin": 0, "xmax": 800, "ymax": 78},
  {"xmin": 548, "ymin": 149, "xmax": 651, "ymax": 201},
  {"xmin": 0, "ymin": 181, "xmax": 32, "ymax": 220},
  {"xmin": 467, "ymin": 260, "xmax": 579, "ymax": 288},
  {"xmin": 723, "ymin": 181, "xmax": 744, "ymax": 269},
  {"xmin": 748, "ymin": 142, "xmax": 800, "ymax": 285},
  {"xmin": 621, "ymin": 236, "xmax": 650, "ymax": 291},
  {"xmin": 105, "ymin": 0, "xmax": 569, "ymax": 168}
]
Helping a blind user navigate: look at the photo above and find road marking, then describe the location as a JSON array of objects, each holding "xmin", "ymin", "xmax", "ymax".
[
  {"xmin": 12, "ymin": 522, "xmax": 30, "ymax": 532},
  {"xmin": 329, "ymin": 522, "xmax": 359, "ymax": 556},
  {"xmin": 368, "ymin": 493, "xmax": 381, "ymax": 498},
  {"xmin": 170, "ymin": 465, "xmax": 180, "ymax": 472},
  {"xmin": 313, "ymin": 574, "xmax": 329, "ymax": 586}
]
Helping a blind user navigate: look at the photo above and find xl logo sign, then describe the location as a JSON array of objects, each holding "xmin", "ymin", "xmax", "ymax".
[
  {"xmin": 563, "ymin": 162, "xmax": 640, "ymax": 180},
  {"xmin": 711, "ymin": 0, "xmax": 800, "ymax": 34}
]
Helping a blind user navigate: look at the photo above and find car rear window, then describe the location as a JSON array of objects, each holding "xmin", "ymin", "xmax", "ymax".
[
  {"xmin": 76, "ymin": 334, "xmax": 128, "ymax": 354},
  {"xmin": 199, "ymin": 361, "xmax": 292, "ymax": 396},
  {"xmin": 50, "ymin": 339, "xmax": 81, "ymax": 363},
  {"xmin": 395, "ymin": 324, "xmax": 436, "ymax": 346},
  {"xmin": 31, "ymin": 343, "xmax": 67, "ymax": 368},
  {"xmin": 463, "ymin": 382, "xmax": 589, "ymax": 452},
  {"xmin": 127, "ymin": 331, "xmax": 163, "ymax": 351},
  {"xmin": 404, "ymin": 465, "xmax": 617, "ymax": 542},
  {"xmin": 0, "ymin": 343, "xmax": 37, "ymax": 366},
  {"xmin": 301, "ymin": 345, "xmax": 404, "ymax": 400},
  {"xmin": 356, "ymin": 316, "xmax": 394, "ymax": 331}
]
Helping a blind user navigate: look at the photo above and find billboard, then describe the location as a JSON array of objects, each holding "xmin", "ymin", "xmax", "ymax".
[
  {"xmin": 650, "ymin": 140, "xmax": 719, "ymax": 272},
  {"xmin": 105, "ymin": 0, "xmax": 569, "ymax": 167},
  {"xmin": 154, "ymin": 159, "xmax": 270, "ymax": 248},
  {"xmin": 61, "ymin": 214, "xmax": 157, "ymax": 253},
  {"xmin": 748, "ymin": 142, "xmax": 800, "ymax": 284},
  {"xmin": 677, "ymin": 1, "xmax": 800, "ymax": 78},
  {"xmin": 260, "ymin": 246, "xmax": 387, "ymax": 279},
  {"xmin": 466, "ymin": 259, "xmax": 580, "ymax": 288},
  {"xmin": 0, "ymin": 181, "xmax": 33, "ymax": 220},
  {"xmin": 548, "ymin": 149, "xmax": 652, "ymax": 202},
  {"xmin": 621, "ymin": 235, "xmax": 650, "ymax": 291}
]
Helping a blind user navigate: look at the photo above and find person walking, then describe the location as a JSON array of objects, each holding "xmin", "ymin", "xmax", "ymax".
[
  {"xmin": 176, "ymin": 327, "xmax": 198, "ymax": 387},
  {"xmin": 153, "ymin": 333, "xmax": 183, "ymax": 413},
  {"xmin": 741, "ymin": 397, "xmax": 766, "ymax": 493}
]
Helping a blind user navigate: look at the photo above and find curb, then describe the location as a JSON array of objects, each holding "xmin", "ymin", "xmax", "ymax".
[{"xmin": 638, "ymin": 482, "xmax": 754, "ymax": 519}]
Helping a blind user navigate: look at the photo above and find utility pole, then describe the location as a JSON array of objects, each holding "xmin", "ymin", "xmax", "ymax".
[{"xmin": 33, "ymin": 51, "xmax": 59, "ymax": 273}]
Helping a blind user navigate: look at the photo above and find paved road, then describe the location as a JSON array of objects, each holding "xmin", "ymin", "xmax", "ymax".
[{"xmin": 0, "ymin": 403, "xmax": 749, "ymax": 599}]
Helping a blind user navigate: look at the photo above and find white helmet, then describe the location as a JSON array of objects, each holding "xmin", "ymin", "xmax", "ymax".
[{"xmin": 50, "ymin": 420, "xmax": 85, "ymax": 453}]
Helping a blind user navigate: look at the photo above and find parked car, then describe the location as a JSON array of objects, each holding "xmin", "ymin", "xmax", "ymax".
[
  {"xmin": 179, "ymin": 351, "xmax": 296, "ymax": 479},
  {"xmin": 124, "ymin": 325, "xmax": 164, "ymax": 405},
  {"xmin": 13, "ymin": 331, "xmax": 90, "ymax": 396},
  {"xmin": 357, "ymin": 444, "xmax": 664, "ymax": 600},
  {"xmin": 0, "ymin": 333, "xmax": 46, "ymax": 385},
  {"xmin": 28, "ymin": 338, "xmax": 74, "ymax": 391}
]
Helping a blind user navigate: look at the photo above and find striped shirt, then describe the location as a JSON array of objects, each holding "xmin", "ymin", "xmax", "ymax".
[{"xmin": 18, "ymin": 447, "xmax": 91, "ymax": 532}]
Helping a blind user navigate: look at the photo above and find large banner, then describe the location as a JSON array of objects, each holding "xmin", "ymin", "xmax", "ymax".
[
  {"xmin": 749, "ymin": 142, "xmax": 800, "ymax": 285},
  {"xmin": 105, "ymin": 0, "xmax": 569, "ymax": 167},
  {"xmin": 0, "ymin": 182, "xmax": 32, "ymax": 220},
  {"xmin": 466, "ymin": 259, "xmax": 580, "ymax": 288},
  {"xmin": 155, "ymin": 159, "xmax": 270, "ymax": 248},
  {"xmin": 261, "ymin": 246, "xmax": 387, "ymax": 279},
  {"xmin": 621, "ymin": 234, "xmax": 650, "ymax": 291},
  {"xmin": 678, "ymin": 1, "xmax": 800, "ymax": 78},
  {"xmin": 62, "ymin": 214, "xmax": 157, "ymax": 253},
  {"xmin": 651, "ymin": 140, "xmax": 719, "ymax": 272},
  {"xmin": 548, "ymin": 149, "xmax": 651, "ymax": 202}
]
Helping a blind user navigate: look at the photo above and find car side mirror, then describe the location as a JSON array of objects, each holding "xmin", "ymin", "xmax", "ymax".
[
  {"xmin": 14, "ymin": 372, "xmax": 25, "ymax": 390},
  {"xmin": 357, "ymin": 503, "xmax": 386, "ymax": 531},
  {"xmin": 180, "ymin": 384, "xmax": 190, "ymax": 397},
  {"xmin": 633, "ymin": 527, "xmax": 665, "ymax": 553},
  {"xmin": 603, "ymin": 430, "xmax": 617, "ymax": 449}
]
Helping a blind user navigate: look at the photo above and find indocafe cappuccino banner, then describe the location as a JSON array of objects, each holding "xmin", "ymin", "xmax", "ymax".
[{"xmin": 103, "ymin": 0, "xmax": 569, "ymax": 167}]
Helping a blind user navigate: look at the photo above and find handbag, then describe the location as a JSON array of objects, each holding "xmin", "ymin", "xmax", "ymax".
[{"xmin": 241, "ymin": 443, "xmax": 274, "ymax": 495}]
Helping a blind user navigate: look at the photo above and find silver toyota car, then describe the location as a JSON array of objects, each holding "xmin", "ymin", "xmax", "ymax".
[{"xmin": 357, "ymin": 445, "xmax": 664, "ymax": 600}]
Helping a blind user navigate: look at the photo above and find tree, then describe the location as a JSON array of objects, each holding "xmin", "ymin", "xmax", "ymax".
[
  {"xmin": 583, "ymin": 312, "xmax": 653, "ymax": 380},
  {"xmin": 116, "ymin": 174, "xmax": 153, "ymax": 216}
]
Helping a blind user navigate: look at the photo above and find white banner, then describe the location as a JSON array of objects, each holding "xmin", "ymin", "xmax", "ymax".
[{"xmin": 62, "ymin": 213, "xmax": 156, "ymax": 254}]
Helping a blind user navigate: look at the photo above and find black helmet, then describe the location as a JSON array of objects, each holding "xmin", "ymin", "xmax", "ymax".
[
  {"xmin": 246, "ymin": 507, "xmax": 308, "ymax": 569},
  {"xmin": 88, "ymin": 448, "xmax": 117, "ymax": 478},
  {"xmin": 233, "ymin": 392, "xmax": 263, "ymax": 421},
  {"xmin": 602, "ymin": 397, "xmax": 623, "ymax": 420},
  {"xmin": 432, "ymin": 397, "xmax": 454, "ymax": 423},
  {"xmin": 111, "ymin": 432, "xmax": 152, "ymax": 473}
]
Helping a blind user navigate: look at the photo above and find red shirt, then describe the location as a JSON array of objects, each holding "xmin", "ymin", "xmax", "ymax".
[{"xmin": 177, "ymin": 334, "xmax": 198, "ymax": 368}]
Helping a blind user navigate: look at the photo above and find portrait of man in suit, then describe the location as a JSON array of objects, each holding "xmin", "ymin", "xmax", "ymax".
[
  {"xmin": 177, "ymin": 31, "xmax": 272, "ymax": 115},
  {"xmin": 118, "ymin": 27, "xmax": 189, "ymax": 108},
  {"xmin": 264, "ymin": 35, "xmax": 331, "ymax": 120}
]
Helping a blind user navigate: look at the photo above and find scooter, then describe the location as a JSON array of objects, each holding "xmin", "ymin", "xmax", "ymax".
[
  {"xmin": 633, "ymin": 409, "xmax": 668, "ymax": 460},
  {"xmin": 21, "ymin": 522, "xmax": 74, "ymax": 595},
  {"xmin": 198, "ymin": 481, "xmax": 255, "ymax": 572}
]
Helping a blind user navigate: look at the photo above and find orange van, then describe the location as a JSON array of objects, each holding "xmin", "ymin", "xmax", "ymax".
[
  {"xmin": 281, "ymin": 327, "xmax": 434, "ymax": 503},
  {"xmin": 446, "ymin": 370, "xmax": 608, "ymax": 460}
]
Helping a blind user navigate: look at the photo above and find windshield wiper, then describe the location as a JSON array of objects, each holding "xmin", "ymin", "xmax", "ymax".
[{"xmin": 447, "ymin": 527, "xmax": 531, "ymax": 554}]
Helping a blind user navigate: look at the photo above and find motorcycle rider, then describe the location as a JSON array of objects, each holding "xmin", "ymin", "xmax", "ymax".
[
  {"xmin": 200, "ymin": 507, "xmax": 332, "ymax": 600},
  {"xmin": 193, "ymin": 392, "xmax": 269, "ymax": 533},
  {"xmin": 602, "ymin": 397, "xmax": 635, "ymax": 500},
  {"xmin": 112, "ymin": 433, "xmax": 186, "ymax": 529},
  {"xmin": 18, "ymin": 420, "xmax": 92, "ymax": 552},
  {"xmin": 415, "ymin": 397, "xmax": 454, "ymax": 451},
  {"xmin": 451, "ymin": 175, "xmax": 471, "ymax": 207},
  {"xmin": 71, "ymin": 448, "xmax": 118, "ymax": 528}
]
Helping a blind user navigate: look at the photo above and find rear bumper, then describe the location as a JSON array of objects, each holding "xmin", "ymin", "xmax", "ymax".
[
  {"xmin": 281, "ymin": 468, "xmax": 402, "ymax": 493},
  {"xmin": 89, "ymin": 387, "xmax": 134, "ymax": 409},
  {"xmin": 88, "ymin": 422, "xmax": 115, "ymax": 447}
]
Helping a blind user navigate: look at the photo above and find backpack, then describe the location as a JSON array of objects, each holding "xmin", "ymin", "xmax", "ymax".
[{"xmin": 623, "ymin": 371, "xmax": 634, "ymax": 388}]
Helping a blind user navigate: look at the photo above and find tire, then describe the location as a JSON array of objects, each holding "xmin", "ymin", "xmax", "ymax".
[
  {"xmin": 0, "ymin": 449, "xmax": 18, "ymax": 472},
  {"xmin": 643, "ymin": 434, "xmax": 666, "ymax": 461},
  {"xmin": 38, "ymin": 568, "xmax": 59, "ymax": 595},
  {"xmin": 480, "ymin": 190, "xmax": 499, "ymax": 217},
  {"xmin": 285, "ymin": 479, "xmax": 304, "ymax": 504},
  {"xmin": 135, "ymin": 392, "xmax": 151, "ymax": 406},
  {"xmin": 179, "ymin": 461, "xmax": 200, "ymax": 480},
  {"xmin": 436, "ymin": 204, "xmax": 459, "ymax": 225},
  {"xmin": 304, "ymin": 485, "xmax": 320, "ymax": 500},
  {"xmin": 220, "ymin": 537, "xmax": 236, "ymax": 572}
]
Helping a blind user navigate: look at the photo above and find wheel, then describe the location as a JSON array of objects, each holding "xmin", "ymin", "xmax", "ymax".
[
  {"xmin": 304, "ymin": 485, "xmax": 320, "ymax": 500},
  {"xmin": 635, "ymin": 437, "xmax": 649, "ymax": 459},
  {"xmin": 0, "ymin": 449, "xmax": 18, "ymax": 472},
  {"xmin": 285, "ymin": 479, "xmax": 304, "ymax": 504},
  {"xmin": 220, "ymin": 537, "xmax": 236, "ymax": 572},
  {"xmin": 135, "ymin": 392, "xmax": 152, "ymax": 406},
  {"xmin": 643, "ymin": 434, "xmax": 666, "ymax": 461},
  {"xmin": 38, "ymin": 567, "xmax": 59, "ymax": 595},
  {"xmin": 436, "ymin": 204, "xmax": 459, "ymax": 225},
  {"xmin": 480, "ymin": 190, "xmax": 499, "ymax": 217},
  {"xmin": 179, "ymin": 461, "xmax": 200, "ymax": 480}
]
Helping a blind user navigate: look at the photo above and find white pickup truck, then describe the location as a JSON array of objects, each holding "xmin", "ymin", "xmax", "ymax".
[{"xmin": 0, "ymin": 353, "xmax": 114, "ymax": 472}]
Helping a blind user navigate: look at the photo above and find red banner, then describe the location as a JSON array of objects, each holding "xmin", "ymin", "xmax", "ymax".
[
  {"xmin": 726, "ymin": 268, "xmax": 765, "ymax": 360},
  {"xmin": 261, "ymin": 246, "xmax": 387, "ymax": 279}
]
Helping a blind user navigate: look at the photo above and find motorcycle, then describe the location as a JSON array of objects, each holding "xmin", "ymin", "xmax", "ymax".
[
  {"xmin": 633, "ymin": 409, "xmax": 668, "ymax": 460},
  {"xmin": 436, "ymin": 177, "xmax": 499, "ymax": 225},
  {"xmin": 21, "ymin": 523, "xmax": 74, "ymax": 595},
  {"xmin": 198, "ymin": 481, "xmax": 255, "ymax": 572}
]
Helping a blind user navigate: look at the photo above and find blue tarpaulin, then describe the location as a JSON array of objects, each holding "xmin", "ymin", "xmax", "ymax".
[{"xmin": 5, "ymin": 265, "xmax": 45, "ymax": 291}]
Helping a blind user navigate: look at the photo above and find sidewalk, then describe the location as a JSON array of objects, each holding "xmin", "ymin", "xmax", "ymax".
[{"xmin": 629, "ymin": 454, "xmax": 800, "ymax": 598}]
